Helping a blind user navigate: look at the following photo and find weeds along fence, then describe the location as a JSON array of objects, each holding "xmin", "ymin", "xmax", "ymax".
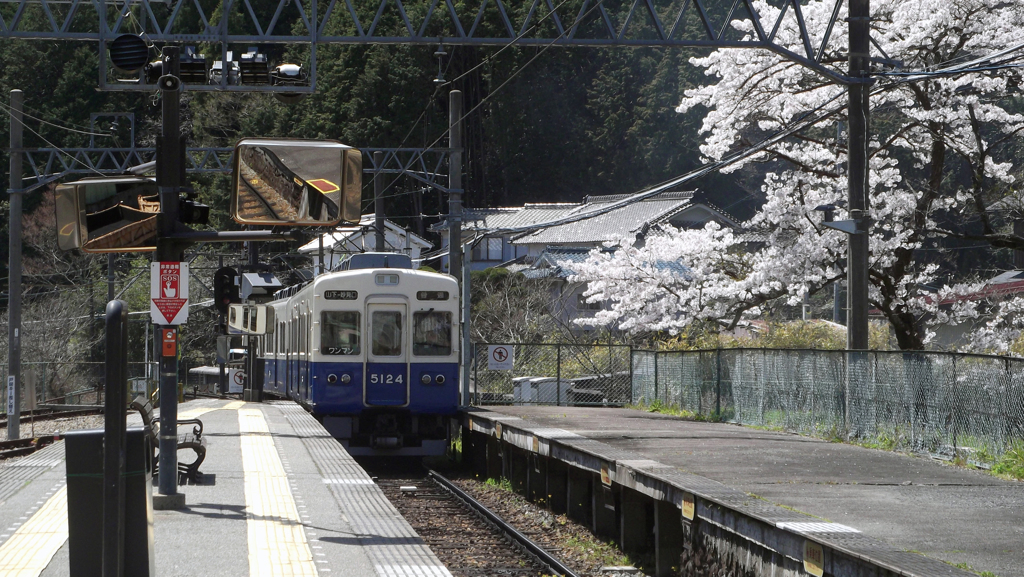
[
  {"xmin": 633, "ymin": 348, "xmax": 1024, "ymax": 462},
  {"xmin": 0, "ymin": 361, "xmax": 158, "ymax": 411},
  {"xmin": 472, "ymin": 343, "xmax": 633, "ymax": 406}
]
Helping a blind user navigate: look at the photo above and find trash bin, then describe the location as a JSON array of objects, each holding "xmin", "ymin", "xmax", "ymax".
[{"xmin": 65, "ymin": 427, "xmax": 154, "ymax": 577}]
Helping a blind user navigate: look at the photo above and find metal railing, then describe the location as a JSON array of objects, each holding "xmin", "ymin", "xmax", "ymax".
[{"xmin": 633, "ymin": 348, "xmax": 1024, "ymax": 462}]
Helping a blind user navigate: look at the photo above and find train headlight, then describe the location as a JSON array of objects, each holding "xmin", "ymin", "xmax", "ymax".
[
  {"xmin": 340, "ymin": 374, "xmax": 351, "ymax": 384},
  {"xmin": 327, "ymin": 374, "xmax": 338, "ymax": 384},
  {"xmin": 421, "ymin": 374, "xmax": 431, "ymax": 384},
  {"xmin": 435, "ymin": 375, "xmax": 445, "ymax": 385}
]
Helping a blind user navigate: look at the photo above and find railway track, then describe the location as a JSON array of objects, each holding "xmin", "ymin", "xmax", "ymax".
[
  {"xmin": 0, "ymin": 407, "xmax": 102, "ymax": 430},
  {"xmin": 374, "ymin": 469, "xmax": 580, "ymax": 577},
  {"xmin": 0, "ymin": 435, "xmax": 61, "ymax": 460}
]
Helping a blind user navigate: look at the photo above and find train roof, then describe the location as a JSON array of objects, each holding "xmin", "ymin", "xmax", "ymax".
[{"xmin": 271, "ymin": 259, "xmax": 455, "ymax": 300}]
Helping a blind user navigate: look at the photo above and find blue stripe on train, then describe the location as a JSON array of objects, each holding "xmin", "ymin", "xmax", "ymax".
[{"xmin": 265, "ymin": 358, "xmax": 458, "ymax": 415}]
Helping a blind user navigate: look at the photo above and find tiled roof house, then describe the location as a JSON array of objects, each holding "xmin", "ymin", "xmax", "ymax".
[
  {"xmin": 431, "ymin": 191, "xmax": 738, "ymax": 272},
  {"xmin": 431, "ymin": 191, "xmax": 738, "ymax": 327}
]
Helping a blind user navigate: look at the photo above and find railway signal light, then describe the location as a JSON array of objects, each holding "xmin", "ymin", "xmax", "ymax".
[
  {"xmin": 239, "ymin": 47, "xmax": 270, "ymax": 85},
  {"xmin": 178, "ymin": 47, "xmax": 208, "ymax": 84},
  {"xmin": 179, "ymin": 191, "xmax": 210, "ymax": 225},
  {"xmin": 214, "ymin": 267, "xmax": 240, "ymax": 315}
]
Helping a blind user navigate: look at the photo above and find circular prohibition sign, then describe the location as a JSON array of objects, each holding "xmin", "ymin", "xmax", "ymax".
[{"xmin": 491, "ymin": 346, "xmax": 509, "ymax": 363}]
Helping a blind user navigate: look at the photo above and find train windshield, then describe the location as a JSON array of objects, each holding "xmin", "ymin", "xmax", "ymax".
[
  {"xmin": 413, "ymin": 312, "xmax": 452, "ymax": 356},
  {"xmin": 371, "ymin": 311, "xmax": 403, "ymax": 356},
  {"xmin": 321, "ymin": 311, "xmax": 360, "ymax": 355}
]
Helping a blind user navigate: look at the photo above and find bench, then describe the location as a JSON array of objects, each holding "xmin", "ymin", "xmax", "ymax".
[{"xmin": 130, "ymin": 395, "xmax": 207, "ymax": 483}]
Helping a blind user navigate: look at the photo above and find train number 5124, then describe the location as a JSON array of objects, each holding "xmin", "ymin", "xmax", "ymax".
[{"xmin": 368, "ymin": 373, "xmax": 403, "ymax": 384}]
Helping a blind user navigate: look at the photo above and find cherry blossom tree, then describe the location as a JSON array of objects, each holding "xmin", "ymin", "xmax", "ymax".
[{"xmin": 571, "ymin": 0, "xmax": 1024, "ymax": 350}]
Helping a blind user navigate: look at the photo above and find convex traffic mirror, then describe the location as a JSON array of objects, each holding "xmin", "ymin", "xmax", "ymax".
[
  {"xmin": 55, "ymin": 176, "xmax": 159, "ymax": 253},
  {"xmin": 231, "ymin": 138, "xmax": 361, "ymax": 226}
]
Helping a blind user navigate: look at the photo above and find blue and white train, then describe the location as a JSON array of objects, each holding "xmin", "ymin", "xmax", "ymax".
[{"xmin": 258, "ymin": 253, "xmax": 460, "ymax": 456}]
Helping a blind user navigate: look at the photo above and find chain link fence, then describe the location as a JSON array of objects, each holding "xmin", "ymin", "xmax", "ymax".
[
  {"xmin": 472, "ymin": 343, "xmax": 633, "ymax": 406},
  {"xmin": 633, "ymin": 348, "xmax": 1024, "ymax": 462},
  {"xmin": 0, "ymin": 361, "xmax": 159, "ymax": 412}
]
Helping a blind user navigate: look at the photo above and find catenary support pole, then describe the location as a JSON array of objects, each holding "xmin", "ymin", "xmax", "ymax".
[
  {"xmin": 7, "ymin": 89, "xmax": 23, "ymax": 441},
  {"xmin": 108, "ymin": 254, "xmax": 116, "ymax": 301},
  {"xmin": 155, "ymin": 46, "xmax": 183, "ymax": 503},
  {"xmin": 462, "ymin": 245, "xmax": 472, "ymax": 406},
  {"xmin": 448, "ymin": 90, "xmax": 463, "ymax": 282},
  {"xmin": 847, "ymin": 0, "xmax": 871, "ymax": 350},
  {"xmin": 374, "ymin": 150, "xmax": 385, "ymax": 251}
]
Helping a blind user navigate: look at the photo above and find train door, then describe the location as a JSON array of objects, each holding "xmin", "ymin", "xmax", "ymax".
[
  {"xmin": 364, "ymin": 302, "xmax": 409, "ymax": 406},
  {"xmin": 288, "ymin": 314, "xmax": 296, "ymax": 397}
]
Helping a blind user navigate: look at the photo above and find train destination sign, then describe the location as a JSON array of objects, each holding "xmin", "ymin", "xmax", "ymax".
[
  {"xmin": 324, "ymin": 290, "xmax": 357, "ymax": 300},
  {"xmin": 151, "ymin": 261, "xmax": 189, "ymax": 325}
]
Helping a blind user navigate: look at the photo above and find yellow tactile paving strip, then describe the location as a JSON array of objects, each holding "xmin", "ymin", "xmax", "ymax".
[
  {"xmin": 0, "ymin": 399, "xmax": 247, "ymax": 577},
  {"xmin": 179, "ymin": 399, "xmax": 246, "ymax": 421},
  {"xmin": 0, "ymin": 485, "xmax": 68, "ymax": 576},
  {"xmin": 239, "ymin": 408, "xmax": 318, "ymax": 577}
]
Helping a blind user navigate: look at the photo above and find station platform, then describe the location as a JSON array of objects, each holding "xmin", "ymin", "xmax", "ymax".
[
  {"xmin": 0, "ymin": 399, "xmax": 452, "ymax": 577},
  {"xmin": 474, "ymin": 405, "xmax": 1023, "ymax": 577}
]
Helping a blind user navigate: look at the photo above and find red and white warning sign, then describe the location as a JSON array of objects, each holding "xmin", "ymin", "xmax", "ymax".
[{"xmin": 151, "ymin": 262, "xmax": 189, "ymax": 325}]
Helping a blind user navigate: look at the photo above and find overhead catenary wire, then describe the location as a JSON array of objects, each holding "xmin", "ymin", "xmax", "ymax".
[
  {"xmin": 465, "ymin": 38, "xmax": 1024, "ymax": 237},
  {"xmin": 366, "ymin": 0, "xmax": 612, "ymax": 206}
]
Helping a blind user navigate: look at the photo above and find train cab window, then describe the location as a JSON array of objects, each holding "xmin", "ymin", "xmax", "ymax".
[
  {"xmin": 321, "ymin": 311, "xmax": 360, "ymax": 355},
  {"xmin": 371, "ymin": 311, "xmax": 403, "ymax": 356},
  {"xmin": 413, "ymin": 311, "xmax": 452, "ymax": 356}
]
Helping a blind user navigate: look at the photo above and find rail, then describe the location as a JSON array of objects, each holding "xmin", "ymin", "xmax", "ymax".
[{"xmin": 427, "ymin": 469, "xmax": 580, "ymax": 577}]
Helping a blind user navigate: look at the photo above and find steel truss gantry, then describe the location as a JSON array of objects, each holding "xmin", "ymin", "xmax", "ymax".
[
  {"xmin": 15, "ymin": 145, "xmax": 452, "ymax": 192},
  {"xmin": 0, "ymin": 0, "xmax": 853, "ymax": 91}
]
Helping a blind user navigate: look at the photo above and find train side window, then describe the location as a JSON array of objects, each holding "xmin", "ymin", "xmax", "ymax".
[
  {"xmin": 371, "ymin": 311, "xmax": 403, "ymax": 356},
  {"xmin": 413, "ymin": 311, "xmax": 452, "ymax": 356},
  {"xmin": 321, "ymin": 311, "xmax": 360, "ymax": 355}
]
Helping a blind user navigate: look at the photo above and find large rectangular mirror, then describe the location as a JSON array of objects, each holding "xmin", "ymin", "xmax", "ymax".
[
  {"xmin": 55, "ymin": 176, "xmax": 159, "ymax": 253},
  {"xmin": 231, "ymin": 138, "xmax": 362, "ymax": 226}
]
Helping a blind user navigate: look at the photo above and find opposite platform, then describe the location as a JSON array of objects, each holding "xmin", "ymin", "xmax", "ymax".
[
  {"xmin": 475, "ymin": 405, "xmax": 1023, "ymax": 577},
  {"xmin": 0, "ymin": 399, "xmax": 451, "ymax": 577}
]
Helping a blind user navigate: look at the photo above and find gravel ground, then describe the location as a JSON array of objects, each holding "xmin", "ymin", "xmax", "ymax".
[
  {"xmin": 0, "ymin": 414, "xmax": 107, "ymax": 442},
  {"xmin": 448, "ymin": 475, "xmax": 646, "ymax": 577}
]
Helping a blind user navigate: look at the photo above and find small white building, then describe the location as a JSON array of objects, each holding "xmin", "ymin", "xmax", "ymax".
[{"xmin": 297, "ymin": 215, "xmax": 432, "ymax": 272}]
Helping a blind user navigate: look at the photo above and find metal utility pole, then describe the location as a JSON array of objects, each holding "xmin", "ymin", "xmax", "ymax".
[
  {"xmin": 461, "ymin": 247, "xmax": 472, "ymax": 406},
  {"xmin": 847, "ymin": 0, "xmax": 871, "ymax": 350},
  {"xmin": 374, "ymin": 150, "xmax": 385, "ymax": 251},
  {"xmin": 448, "ymin": 90, "xmax": 463, "ymax": 282},
  {"xmin": 7, "ymin": 89, "xmax": 23, "ymax": 441},
  {"xmin": 155, "ymin": 46, "xmax": 184, "ymax": 504},
  {"xmin": 108, "ymin": 254, "xmax": 116, "ymax": 301}
]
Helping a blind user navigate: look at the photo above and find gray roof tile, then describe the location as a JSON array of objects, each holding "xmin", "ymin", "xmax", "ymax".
[{"xmin": 513, "ymin": 192, "xmax": 696, "ymax": 245}]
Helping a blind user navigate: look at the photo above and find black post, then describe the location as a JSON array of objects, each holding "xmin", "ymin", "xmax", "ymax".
[
  {"xmin": 155, "ymin": 46, "xmax": 184, "ymax": 504},
  {"xmin": 374, "ymin": 150, "xmax": 385, "ymax": 251},
  {"xmin": 103, "ymin": 300, "xmax": 128, "ymax": 577},
  {"xmin": 448, "ymin": 90, "xmax": 463, "ymax": 280},
  {"xmin": 847, "ymin": 0, "xmax": 871, "ymax": 350}
]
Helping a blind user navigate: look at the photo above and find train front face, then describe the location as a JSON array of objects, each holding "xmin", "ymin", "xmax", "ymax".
[{"xmin": 312, "ymin": 269, "xmax": 460, "ymax": 456}]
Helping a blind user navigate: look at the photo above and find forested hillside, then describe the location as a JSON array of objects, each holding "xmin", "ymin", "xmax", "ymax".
[{"xmin": 1, "ymin": 39, "xmax": 747, "ymax": 235}]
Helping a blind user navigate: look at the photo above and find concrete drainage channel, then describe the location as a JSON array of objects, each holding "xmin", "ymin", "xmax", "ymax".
[{"xmin": 460, "ymin": 411, "xmax": 974, "ymax": 577}]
